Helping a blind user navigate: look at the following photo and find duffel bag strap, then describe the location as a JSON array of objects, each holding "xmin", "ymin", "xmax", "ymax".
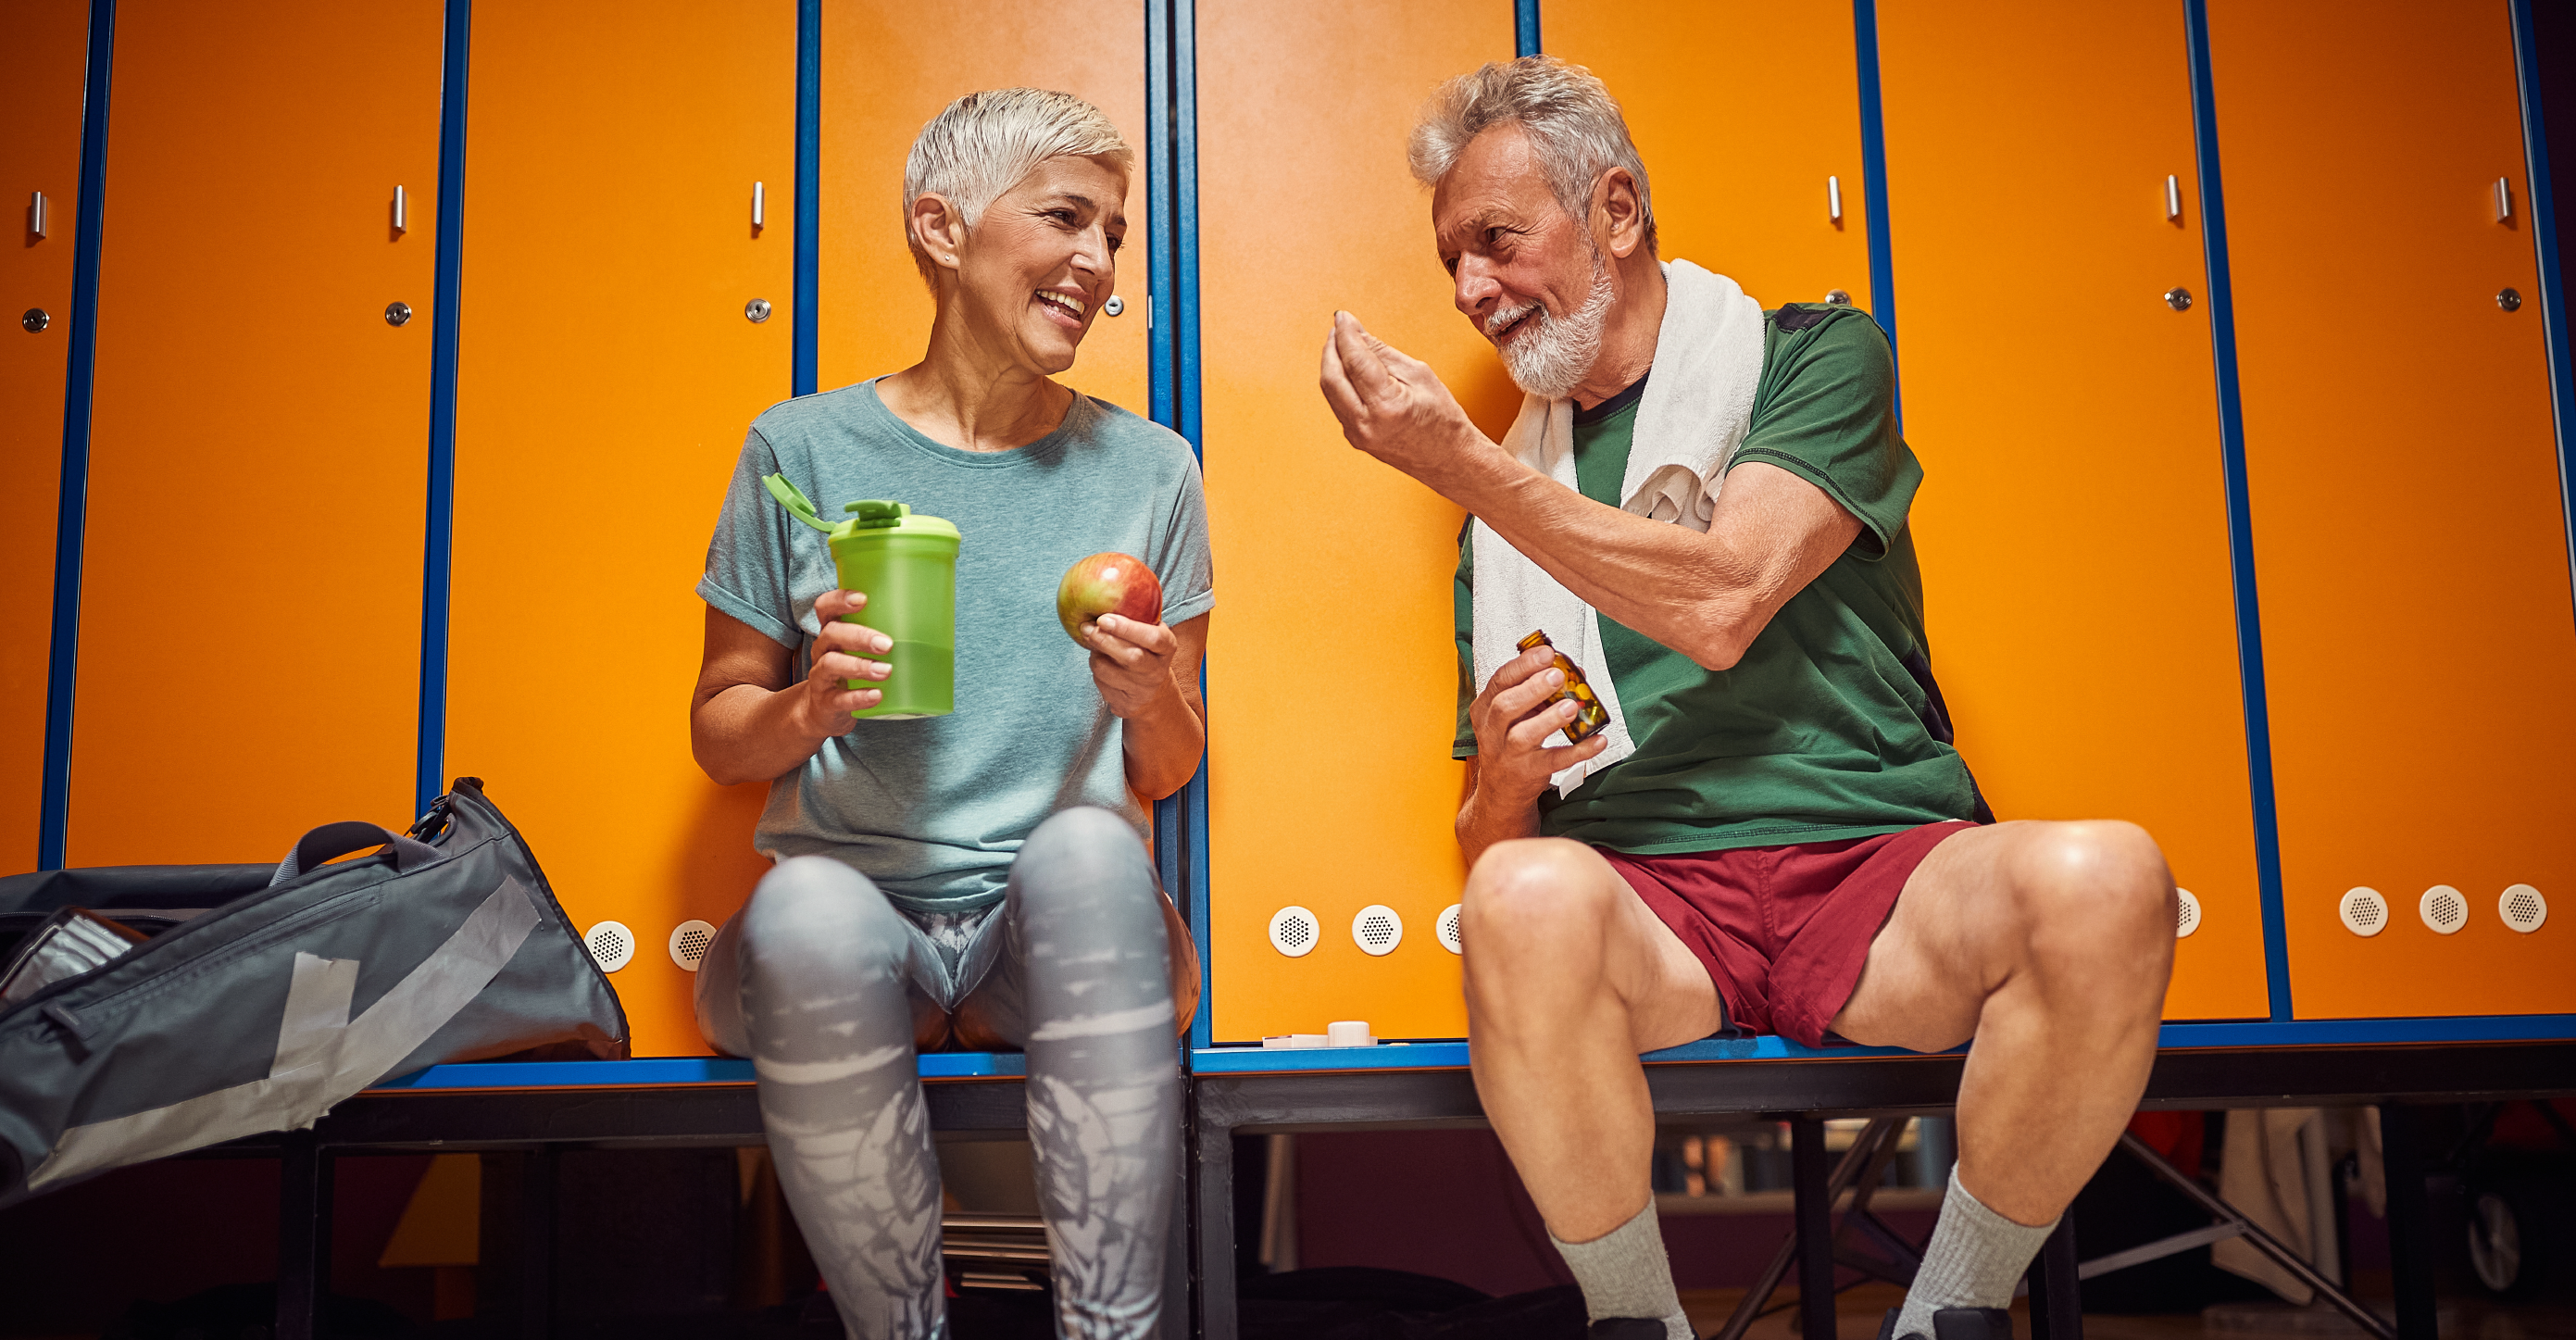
[{"xmin": 269, "ymin": 821, "xmax": 444, "ymax": 887}]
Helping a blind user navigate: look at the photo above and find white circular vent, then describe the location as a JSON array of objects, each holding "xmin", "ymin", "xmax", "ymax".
[
  {"xmin": 1268, "ymin": 905, "xmax": 1319, "ymax": 958},
  {"xmin": 669, "ymin": 919, "xmax": 718, "ymax": 971},
  {"xmin": 584, "ymin": 920, "xmax": 636, "ymax": 972},
  {"xmin": 2420, "ymin": 884, "xmax": 2470, "ymax": 935},
  {"xmin": 2174, "ymin": 888, "xmax": 2202, "ymax": 939},
  {"xmin": 1437, "ymin": 903, "xmax": 1463, "ymax": 955},
  {"xmin": 2499, "ymin": 883, "xmax": 2547, "ymax": 933},
  {"xmin": 1353, "ymin": 904, "xmax": 1404, "ymax": 957},
  {"xmin": 2339, "ymin": 887, "xmax": 2389, "ymax": 938}
]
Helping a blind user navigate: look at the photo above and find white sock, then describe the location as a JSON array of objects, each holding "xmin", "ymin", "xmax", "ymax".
[
  {"xmin": 1894, "ymin": 1169, "xmax": 2057, "ymax": 1337},
  {"xmin": 1547, "ymin": 1198, "xmax": 1693, "ymax": 1340}
]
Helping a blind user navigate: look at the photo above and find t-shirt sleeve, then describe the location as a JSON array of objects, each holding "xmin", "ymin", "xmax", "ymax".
[
  {"xmin": 696, "ymin": 426, "xmax": 806, "ymax": 649},
  {"xmin": 1453, "ymin": 523, "xmax": 1477, "ymax": 758},
  {"xmin": 1152, "ymin": 445, "xmax": 1216, "ymax": 628},
  {"xmin": 1727, "ymin": 310, "xmax": 1923, "ymax": 559}
]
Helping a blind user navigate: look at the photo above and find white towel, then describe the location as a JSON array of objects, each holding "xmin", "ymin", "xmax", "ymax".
[{"xmin": 1469, "ymin": 259, "xmax": 1766, "ymax": 795}]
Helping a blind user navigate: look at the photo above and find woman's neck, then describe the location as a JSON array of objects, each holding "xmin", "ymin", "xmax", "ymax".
[{"xmin": 877, "ymin": 305, "xmax": 1072, "ymax": 454}]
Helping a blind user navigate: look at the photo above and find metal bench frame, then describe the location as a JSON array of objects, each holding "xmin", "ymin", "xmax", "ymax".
[{"xmin": 198, "ymin": 1025, "xmax": 2576, "ymax": 1340}]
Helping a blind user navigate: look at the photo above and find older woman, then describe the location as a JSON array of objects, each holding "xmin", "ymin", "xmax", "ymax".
[{"xmin": 687, "ymin": 89, "xmax": 1207, "ymax": 1339}]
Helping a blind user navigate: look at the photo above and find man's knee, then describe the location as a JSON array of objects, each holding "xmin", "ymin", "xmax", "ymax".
[
  {"xmin": 1461, "ymin": 838, "xmax": 1619, "ymax": 974},
  {"xmin": 2007, "ymin": 820, "xmax": 2175, "ymax": 962},
  {"xmin": 740, "ymin": 855, "xmax": 909, "ymax": 983}
]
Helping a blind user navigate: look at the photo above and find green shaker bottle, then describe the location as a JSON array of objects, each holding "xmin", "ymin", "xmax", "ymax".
[{"xmin": 763, "ymin": 475, "xmax": 961, "ymax": 719}]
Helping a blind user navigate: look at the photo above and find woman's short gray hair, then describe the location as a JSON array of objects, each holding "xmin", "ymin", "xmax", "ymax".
[
  {"xmin": 903, "ymin": 88, "xmax": 1133, "ymax": 285},
  {"xmin": 1407, "ymin": 56, "xmax": 1657, "ymax": 256}
]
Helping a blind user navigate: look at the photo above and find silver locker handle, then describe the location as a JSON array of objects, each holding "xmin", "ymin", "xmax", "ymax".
[
  {"xmin": 2495, "ymin": 177, "xmax": 2514, "ymax": 223},
  {"xmin": 1827, "ymin": 175, "xmax": 1843, "ymax": 223},
  {"xmin": 2166, "ymin": 174, "xmax": 2182, "ymax": 221},
  {"xmin": 754, "ymin": 181, "xmax": 766, "ymax": 231},
  {"xmin": 30, "ymin": 190, "xmax": 47, "ymax": 239},
  {"xmin": 393, "ymin": 185, "xmax": 407, "ymax": 233}
]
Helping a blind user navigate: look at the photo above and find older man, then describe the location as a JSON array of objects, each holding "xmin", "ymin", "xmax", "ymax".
[{"xmin": 1319, "ymin": 57, "xmax": 2175, "ymax": 1340}]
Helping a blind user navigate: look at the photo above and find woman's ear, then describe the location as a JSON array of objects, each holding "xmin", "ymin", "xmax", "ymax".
[{"xmin": 911, "ymin": 192, "xmax": 966, "ymax": 272}]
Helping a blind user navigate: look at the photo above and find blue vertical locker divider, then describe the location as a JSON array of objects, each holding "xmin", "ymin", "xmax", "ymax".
[
  {"xmin": 1149, "ymin": 0, "xmax": 1213, "ymax": 1051},
  {"xmin": 414, "ymin": 0, "xmax": 472, "ymax": 819},
  {"xmin": 2511, "ymin": 0, "xmax": 2576, "ymax": 608},
  {"xmin": 794, "ymin": 0, "xmax": 821, "ymax": 399},
  {"xmin": 2182, "ymin": 0, "xmax": 2292, "ymax": 1021},
  {"xmin": 37, "ymin": 0, "xmax": 119, "ymax": 870}
]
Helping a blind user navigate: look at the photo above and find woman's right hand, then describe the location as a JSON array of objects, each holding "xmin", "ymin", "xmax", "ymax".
[{"xmin": 793, "ymin": 589, "xmax": 894, "ymax": 738}]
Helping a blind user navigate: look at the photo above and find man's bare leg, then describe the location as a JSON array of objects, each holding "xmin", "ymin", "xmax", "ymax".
[
  {"xmin": 1832, "ymin": 819, "xmax": 2175, "ymax": 1334},
  {"xmin": 1461, "ymin": 837, "xmax": 1721, "ymax": 1337}
]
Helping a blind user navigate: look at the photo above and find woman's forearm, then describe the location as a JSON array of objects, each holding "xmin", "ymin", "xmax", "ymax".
[
  {"xmin": 693, "ymin": 683, "xmax": 833, "ymax": 786},
  {"xmin": 1119, "ymin": 680, "xmax": 1206, "ymax": 802}
]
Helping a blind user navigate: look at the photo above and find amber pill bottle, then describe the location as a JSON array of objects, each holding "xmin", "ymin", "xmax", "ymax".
[{"xmin": 1516, "ymin": 631, "xmax": 1611, "ymax": 744}]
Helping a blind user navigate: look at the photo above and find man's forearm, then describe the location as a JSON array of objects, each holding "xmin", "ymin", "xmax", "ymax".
[
  {"xmin": 1456, "ymin": 765, "xmax": 1543, "ymax": 867},
  {"xmin": 693, "ymin": 684, "xmax": 831, "ymax": 786},
  {"xmin": 1425, "ymin": 445, "xmax": 1762, "ymax": 670}
]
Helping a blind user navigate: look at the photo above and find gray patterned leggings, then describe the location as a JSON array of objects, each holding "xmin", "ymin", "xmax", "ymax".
[{"xmin": 694, "ymin": 808, "xmax": 1180, "ymax": 1339}]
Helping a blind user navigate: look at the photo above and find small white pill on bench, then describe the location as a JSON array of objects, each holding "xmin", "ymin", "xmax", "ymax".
[{"xmin": 1327, "ymin": 1021, "xmax": 1376, "ymax": 1047}]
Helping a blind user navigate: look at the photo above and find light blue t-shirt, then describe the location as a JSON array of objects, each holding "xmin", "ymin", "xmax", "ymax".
[{"xmin": 698, "ymin": 379, "xmax": 1215, "ymax": 914}]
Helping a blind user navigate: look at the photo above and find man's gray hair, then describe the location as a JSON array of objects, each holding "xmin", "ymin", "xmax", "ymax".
[
  {"xmin": 903, "ymin": 87, "xmax": 1133, "ymax": 286},
  {"xmin": 1407, "ymin": 56, "xmax": 1657, "ymax": 256}
]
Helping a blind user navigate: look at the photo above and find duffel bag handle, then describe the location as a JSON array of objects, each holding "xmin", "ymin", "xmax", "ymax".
[{"xmin": 270, "ymin": 820, "xmax": 443, "ymax": 887}]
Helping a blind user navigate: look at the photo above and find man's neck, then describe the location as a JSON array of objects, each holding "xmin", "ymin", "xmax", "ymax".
[{"xmin": 1568, "ymin": 251, "xmax": 1667, "ymax": 411}]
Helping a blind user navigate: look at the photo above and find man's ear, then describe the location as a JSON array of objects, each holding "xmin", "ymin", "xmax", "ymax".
[
  {"xmin": 1594, "ymin": 168, "xmax": 1645, "ymax": 260},
  {"xmin": 911, "ymin": 192, "xmax": 966, "ymax": 273}
]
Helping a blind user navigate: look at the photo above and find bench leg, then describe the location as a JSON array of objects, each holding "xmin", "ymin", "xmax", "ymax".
[
  {"xmin": 2379, "ymin": 1104, "xmax": 2437, "ymax": 1340},
  {"xmin": 519, "ymin": 1146, "xmax": 557, "ymax": 1340},
  {"xmin": 2022, "ymin": 1215, "xmax": 2080, "ymax": 1340},
  {"xmin": 1792, "ymin": 1117, "xmax": 1838, "ymax": 1339},
  {"xmin": 1163, "ymin": 1111, "xmax": 1193, "ymax": 1340},
  {"xmin": 1193, "ymin": 1113, "xmax": 1236, "ymax": 1340},
  {"xmin": 275, "ymin": 1129, "xmax": 331, "ymax": 1340}
]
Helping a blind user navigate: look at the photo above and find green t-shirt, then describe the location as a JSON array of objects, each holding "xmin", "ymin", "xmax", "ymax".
[{"xmin": 1452, "ymin": 304, "xmax": 1980, "ymax": 852}]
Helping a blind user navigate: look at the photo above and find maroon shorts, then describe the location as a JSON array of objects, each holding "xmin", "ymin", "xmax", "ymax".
[{"xmin": 1601, "ymin": 820, "xmax": 1975, "ymax": 1047}]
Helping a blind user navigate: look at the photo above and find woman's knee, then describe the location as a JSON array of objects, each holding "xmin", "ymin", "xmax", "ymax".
[
  {"xmin": 1011, "ymin": 807, "xmax": 1159, "ymax": 921},
  {"xmin": 739, "ymin": 856, "xmax": 910, "ymax": 982}
]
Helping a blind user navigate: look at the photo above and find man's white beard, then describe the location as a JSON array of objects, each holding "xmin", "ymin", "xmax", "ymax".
[{"xmin": 1490, "ymin": 260, "xmax": 1617, "ymax": 401}]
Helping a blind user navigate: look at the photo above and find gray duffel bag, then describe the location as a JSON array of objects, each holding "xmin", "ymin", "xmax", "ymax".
[{"xmin": 0, "ymin": 777, "xmax": 626, "ymax": 1207}]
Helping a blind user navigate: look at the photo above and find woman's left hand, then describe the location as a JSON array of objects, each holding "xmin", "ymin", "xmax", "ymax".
[{"xmin": 1082, "ymin": 614, "xmax": 1182, "ymax": 719}]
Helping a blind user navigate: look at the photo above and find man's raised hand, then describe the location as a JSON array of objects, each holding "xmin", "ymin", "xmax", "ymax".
[
  {"xmin": 1318, "ymin": 310, "xmax": 1487, "ymax": 486},
  {"xmin": 1469, "ymin": 644, "xmax": 1611, "ymax": 807}
]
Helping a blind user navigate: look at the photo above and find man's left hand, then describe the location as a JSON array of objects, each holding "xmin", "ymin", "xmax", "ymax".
[
  {"xmin": 1319, "ymin": 310, "xmax": 1494, "ymax": 489},
  {"xmin": 1083, "ymin": 614, "xmax": 1182, "ymax": 720}
]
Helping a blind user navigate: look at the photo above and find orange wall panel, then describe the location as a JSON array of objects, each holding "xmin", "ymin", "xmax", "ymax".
[
  {"xmin": 445, "ymin": 0, "xmax": 797, "ymax": 1058},
  {"xmin": 817, "ymin": 0, "xmax": 1149, "ymax": 409},
  {"xmin": 1879, "ymin": 1, "xmax": 2268, "ymax": 1019},
  {"xmin": 2210, "ymin": 0, "xmax": 2576, "ymax": 1018},
  {"xmin": 1199, "ymin": 0, "xmax": 1519, "ymax": 1043},
  {"xmin": 69, "ymin": 0, "xmax": 444, "ymax": 865},
  {"xmin": 1549, "ymin": 0, "xmax": 1871, "ymax": 313},
  {"xmin": 0, "ymin": 0, "xmax": 91, "ymax": 873}
]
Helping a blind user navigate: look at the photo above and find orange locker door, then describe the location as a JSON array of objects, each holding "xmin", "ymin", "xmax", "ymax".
[
  {"xmin": 69, "ymin": 1, "xmax": 445, "ymax": 865},
  {"xmin": 1548, "ymin": 0, "xmax": 1873, "ymax": 314},
  {"xmin": 817, "ymin": 0, "xmax": 1151, "ymax": 412},
  {"xmin": 2, "ymin": 0, "xmax": 93, "ymax": 872},
  {"xmin": 1877, "ymin": 2, "xmax": 2269, "ymax": 1019},
  {"xmin": 444, "ymin": 1, "xmax": 797, "ymax": 1058},
  {"xmin": 1199, "ymin": 0, "xmax": 1519, "ymax": 1043},
  {"xmin": 2210, "ymin": 0, "xmax": 2576, "ymax": 1018}
]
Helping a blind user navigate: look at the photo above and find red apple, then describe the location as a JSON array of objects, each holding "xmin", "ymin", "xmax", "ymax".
[{"xmin": 1057, "ymin": 552, "xmax": 1163, "ymax": 645}]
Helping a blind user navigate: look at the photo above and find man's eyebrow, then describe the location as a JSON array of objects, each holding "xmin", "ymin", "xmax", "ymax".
[{"xmin": 1438, "ymin": 205, "xmax": 1512, "ymax": 247}]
